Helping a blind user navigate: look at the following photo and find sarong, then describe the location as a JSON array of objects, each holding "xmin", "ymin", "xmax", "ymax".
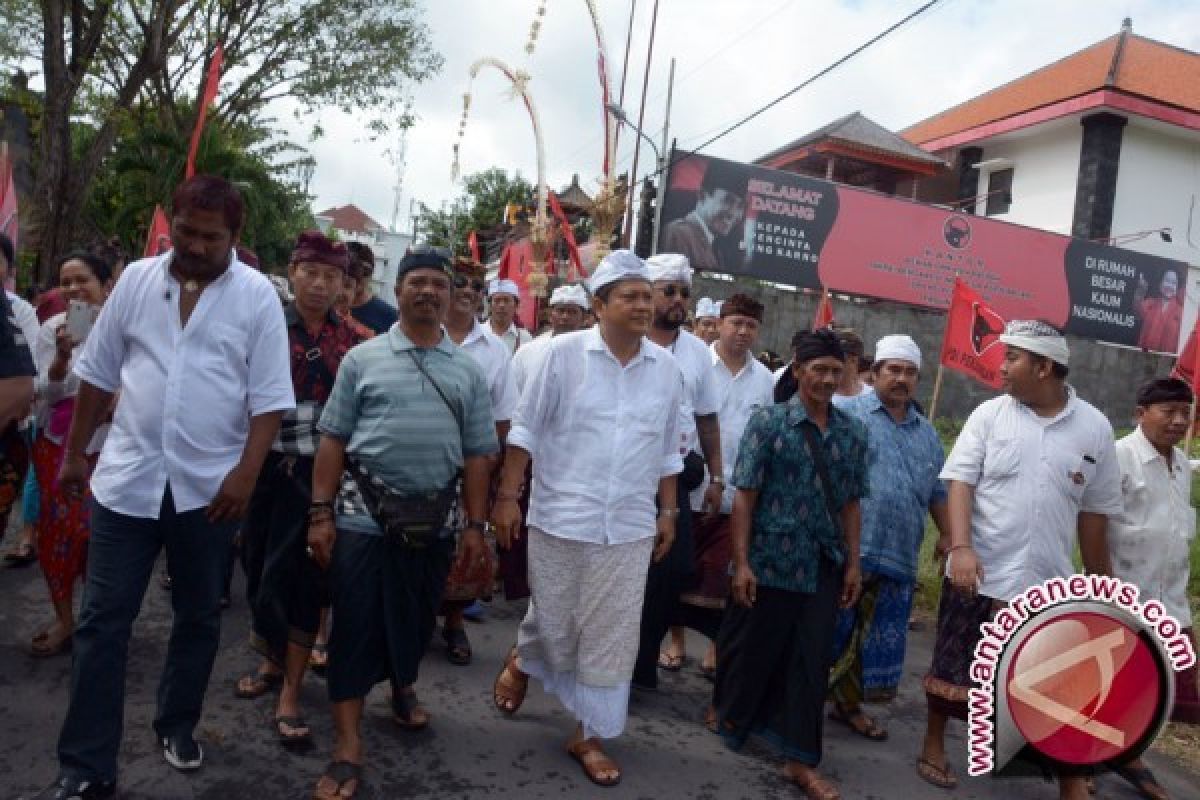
[
  {"xmin": 714, "ymin": 558, "xmax": 843, "ymax": 767},
  {"xmin": 829, "ymin": 573, "xmax": 914, "ymax": 705},
  {"xmin": 516, "ymin": 527, "xmax": 654, "ymax": 739},
  {"xmin": 496, "ymin": 462, "xmax": 533, "ymax": 600},
  {"xmin": 326, "ymin": 529, "xmax": 454, "ymax": 702},
  {"xmin": 632, "ymin": 502, "xmax": 694, "ymax": 689},
  {"xmin": 32, "ymin": 434, "xmax": 93, "ymax": 602},
  {"xmin": 242, "ymin": 451, "xmax": 325, "ymax": 665},
  {"xmin": 1173, "ymin": 627, "xmax": 1199, "ymax": 724},
  {"xmin": 923, "ymin": 578, "xmax": 1000, "ymax": 720},
  {"xmin": 681, "ymin": 512, "xmax": 733, "ymax": 608}
]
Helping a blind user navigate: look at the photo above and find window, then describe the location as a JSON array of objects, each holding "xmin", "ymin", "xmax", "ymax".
[{"xmin": 985, "ymin": 168, "xmax": 1013, "ymax": 216}]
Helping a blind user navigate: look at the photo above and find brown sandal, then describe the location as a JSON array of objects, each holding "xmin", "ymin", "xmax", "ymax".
[
  {"xmin": 235, "ymin": 670, "xmax": 283, "ymax": 699},
  {"xmin": 784, "ymin": 767, "xmax": 841, "ymax": 800},
  {"xmin": 916, "ymin": 757, "xmax": 958, "ymax": 790},
  {"xmin": 567, "ymin": 738, "xmax": 621, "ymax": 787},
  {"xmin": 828, "ymin": 706, "xmax": 888, "ymax": 741},
  {"xmin": 493, "ymin": 648, "xmax": 528, "ymax": 715}
]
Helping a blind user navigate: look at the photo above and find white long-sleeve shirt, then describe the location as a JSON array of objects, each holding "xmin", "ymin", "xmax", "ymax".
[
  {"xmin": 74, "ymin": 253, "xmax": 295, "ymax": 518},
  {"xmin": 508, "ymin": 326, "xmax": 684, "ymax": 544},
  {"xmin": 1108, "ymin": 427, "xmax": 1193, "ymax": 626},
  {"xmin": 459, "ymin": 319, "xmax": 518, "ymax": 422},
  {"xmin": 939, "ymin": 390, "xmax": 1123, "ymax": 602}
]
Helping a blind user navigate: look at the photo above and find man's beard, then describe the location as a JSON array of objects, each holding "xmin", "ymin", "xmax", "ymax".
[{"xmin": 654, "ymin": 308, "xmax": 685, "ymax": 330}]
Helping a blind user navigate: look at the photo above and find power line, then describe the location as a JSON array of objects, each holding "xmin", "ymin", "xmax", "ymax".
[{"xmin": 656, "ymin": 0, "xmax": 944, "ymax": 174}]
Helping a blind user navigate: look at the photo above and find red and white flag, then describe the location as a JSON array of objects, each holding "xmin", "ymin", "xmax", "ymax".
[
  {"xmin": 812, "ymin": 287, "xmax": 834, "ymax": 331},
  {"xmin": 940, "ymin": 278, "xmax": 1006, "ymax": 389},
  {"xmin": 143, "ymin": 205, "xmax": 171, "ymax": 259},
  {"xmin": 185, "ymin": 44, "xmax": 224, "ymax": 179}
]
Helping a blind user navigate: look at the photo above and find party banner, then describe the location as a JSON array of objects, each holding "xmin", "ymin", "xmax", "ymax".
[{"xmin": 658, "ymin": 151, "xmax": 1190, "ymax": 354}]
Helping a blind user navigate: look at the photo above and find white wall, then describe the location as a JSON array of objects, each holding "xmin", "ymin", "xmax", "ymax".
[{"xmin": 969, "ymin": 122, "xmax": 1082, "ymax": 235}]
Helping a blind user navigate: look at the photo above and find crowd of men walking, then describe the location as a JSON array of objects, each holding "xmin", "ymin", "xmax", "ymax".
[{"xmin": 0, "ymin": 174, "xmax": 1196, "ymax": 800}]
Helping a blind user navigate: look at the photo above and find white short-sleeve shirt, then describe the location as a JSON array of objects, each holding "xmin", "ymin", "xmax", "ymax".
[
  {"xmin": 74, "ymin": 253, "xmax": 295, "ymax": 518},
  {"xmin": 1108, "ymin": 427, "xmax": 1194, "ymax": 626},
  {"xmin": 460, "ymin": 320, "xmax": 518, "ymax": 422},
  {"xmin": 939, "ymin": 390, "xmax": 1123, "ymax": 602},
  {"xmin": 665, "ymin": 329, "xmax": 719, "ymax": 456}
]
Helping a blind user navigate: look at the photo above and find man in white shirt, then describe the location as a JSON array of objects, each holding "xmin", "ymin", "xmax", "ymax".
[
  {"xmin": 510, "ymin": 283, "xmax": 589, "ymax": 395},
  {"xmin": 487, "ymin": 278, "xmax": 533, "ymax": 354},
  {"xmin": 498, "ymin": 283, "xmax": 590, "ymax": 602},
  {"xmin": 634, "ymin": 252, "xmax": 724, "ymax": 691},
  {"xmin": 693, "ymin": 297, "xmax": 721, "ymax": 345},
  {"xmin": 670, "ymin": 293, "xmax": 774, "ymax": 677},
  {"xmin": 490, "ymin": 250, "xmax": 683, "ymax": 787},
  {"xmin": 0, "ymin": 231, "xmax": 37, "ymax": 548},
  {"xmin": 918, "ymin": 320, "xmax": 1121, "ymax": 800},
  {"xmin": 1109, "ymin": 378, "xmax": 1198, "ymax": 770},
  {"xmin": 32, "ymin": 176, "xmax": 294, "ymax": 800},
  {"xmin": 441, "ymin": 256, "xmax": 517, "ymax": 663}
]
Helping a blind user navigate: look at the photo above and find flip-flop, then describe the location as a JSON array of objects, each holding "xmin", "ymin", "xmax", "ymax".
[
  {"xmin": 443, "ymin": 626, "xmax": 472, "ymax": 666},
  {"xmin": 785, "ymin": 770, "xmax": 841, "ymax": 800},
  {"xmin": 916, "ymin": 757, "xmax": 958, "ymax": 790},
  {"xmin": 391, "ymin": 687, "xmax": 431, "ymax": 731},
  {"xmin": 309, "ymin": 643, "xmax": 328, "ymax": 676},
  {"xmin": 567, "ymin": 738, "xmax": 621, "ymax": 787},
  {"xmin": 1111, "ymin": 764, "xmax": 1169, "ymax": 800},
  {"xmin": 657, "ymin": 651, "xmax": 684, "ymax": 671},
  {"xmin": 234, "ymin": 670, "xmax": 283, "ymax": 699},
  {"xmin": 276, "ymin": 715, "xmax": 313, "ymax": 749},
  {"xmin": 4, "ymin": 544, "xmax": 36, "ymax": 567},
  {"xmin": 313, "ymin": 760, "xmax": 361, "ymax": 800},
  {"xmin": 828, "ymin": 707, "xmax": 888, "ymax": 741}
]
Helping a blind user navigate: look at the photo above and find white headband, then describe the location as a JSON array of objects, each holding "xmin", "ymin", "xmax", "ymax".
[
  {"xmin": 645, "ymin": 252, "xmax": 693, "ymax": 285},
  {"xmin": 874, "ymin": 334, "xmax": 922, "ymax": 369},
  {"xmin": 998, "ymin": 320, "xmax": 1069, "ymax": 366}
]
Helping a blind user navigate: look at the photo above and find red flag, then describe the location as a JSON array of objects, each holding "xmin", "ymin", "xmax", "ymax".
[
  {"xmin": 812, "ymin": 287, "xmax": 834, "ymax": 331},
  {"xmin": 497, "ymin": 237, "xmax": 537, "ymax": 331},
  {"xmin": 467, "ymin": 230, "xmax": 481, "ymax": 264},
  {"xmin": 0, "ymin": 154, "xmax": 17, "ymax": 291},
  {"xmin": 547, "ymin": 191, "xmax": 586, "ymax": 280},
  {"xmin": 1172, "ymin": 325, "xmax": 1200, "ymax": 389},
  {"xmin": 940, "ymin": 278, "xmax": 1006, "ymax": 389},
  {"xmin": 143, "ymin": 205, "xmax": 172, "ymax": 259},
  {"xmin": 185, "ymin": 44, "xmax": 224, "ymax": 179}
]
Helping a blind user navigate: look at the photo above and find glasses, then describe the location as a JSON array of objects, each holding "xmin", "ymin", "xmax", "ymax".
[
  {"xmin": 659, "ymin": 285, "xmax": 691, "ymax": 299},
  {"xmin": 453, "ymin": 276, "xmax": 486, "ymax": 292}
]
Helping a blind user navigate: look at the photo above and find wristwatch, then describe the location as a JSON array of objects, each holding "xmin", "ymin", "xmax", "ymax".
[
  {"xmin": 465, "ymin": 519, "xmax": 490, "ymax": 533},
  {"xmin": 709, "ymin": 476, "xmax": 725, "ymax": 485}
]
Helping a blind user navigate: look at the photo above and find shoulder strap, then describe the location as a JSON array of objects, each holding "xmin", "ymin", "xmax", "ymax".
[
  {"xmin": 799, "ymin": 419, "xmax": 840, "ymax": 536},
  {"xmin": 407, "ymin": 350, "xmax": 464, "ymax": 434}
]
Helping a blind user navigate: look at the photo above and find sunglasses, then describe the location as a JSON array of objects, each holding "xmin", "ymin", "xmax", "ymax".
[
  {"xmin": 659, "ymin": 285, "xmax": 691, "ymax": 299},
  {"xmin": 453, "ymin": 276, "xmax": 486, "ymax": 292}
]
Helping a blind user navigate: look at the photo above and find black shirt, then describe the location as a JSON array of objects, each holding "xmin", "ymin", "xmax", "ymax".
[
  {"xmin": 350, "ymin": 295, "xmax": 398, "ymax": 336},
  {"xmin": 0, "ymin": 289, "xmax": 35, "ymax": 379}
]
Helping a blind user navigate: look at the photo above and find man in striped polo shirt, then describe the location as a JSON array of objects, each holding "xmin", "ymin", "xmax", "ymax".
[{"xmin": 305, "ymin": 248, "xmax": 498, "ymax": 800}]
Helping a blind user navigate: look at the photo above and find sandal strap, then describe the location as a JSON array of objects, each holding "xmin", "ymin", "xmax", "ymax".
[{"xmin": 324, "ymin": 760, "xmax": 361, "ymax": 784}]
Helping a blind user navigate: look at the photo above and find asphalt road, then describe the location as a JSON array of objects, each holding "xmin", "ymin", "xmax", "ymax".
[{"xmin": 0, "ymin": 540, "xmax": 1196, "ymax": 800}]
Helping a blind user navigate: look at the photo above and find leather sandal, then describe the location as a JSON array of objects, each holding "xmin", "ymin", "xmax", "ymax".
[
  {"xmin": 276, "ymin": 715, "xmax": 313, "ymax": 749},
  {"xmin": 493, "ymin": 648, "xmax": 528, "ymax": 715},
  {"xmin": 567, "ymin": 738, "xmax": 621, "ymax": 787},
  {"xmin": 234, "ymin": 670, "xmax": 283, "ymax": 699},
  {"xmin": 916, "ymin": 757, "xmax": 958, "ymax": 789},
  {"xmin": 784, "ymin": 767, "xmax": 841, "ymax": 800},
  {"xmin": 313, "ymin": 760, "xmax": 361, "ymax": 800},
  {"xmin": 391, "ymin": 686, "xmax": 431, "ymax": 731}
]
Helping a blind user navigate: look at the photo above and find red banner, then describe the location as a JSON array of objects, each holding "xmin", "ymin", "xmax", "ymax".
[
  {"xmin": 497, "ymin": 237, "xmax": 537, "ymax": 331},
  {"xmin": 467, "ymin": 230, "xmax": 481, "ymax": 263},
  {"xmin": 186, "ymin": 44, "xmax": 224, "ymax": 179},
  {"xmin": 812, "ymin": 287, "xmax": 834, "ymax": 330},
  {"xmin": 143, "ymin": 205, "xmax": 171, "ymax": 259},
  {"xmin": 658, "ymin": 151, "xmax": 1190, "ymax": 354},
  {"xmin": 547, "ymin": 191, "xmax": 585, "ymax": 280},
  {"xmin": 940, "ymin": 278, "xmax": 1006, "ymax": 389}
]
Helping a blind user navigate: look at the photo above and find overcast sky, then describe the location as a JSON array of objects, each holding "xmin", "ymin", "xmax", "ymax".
[{"xmin": 305, "ymin": 0, "xmax": 1200, "ymax": 232}]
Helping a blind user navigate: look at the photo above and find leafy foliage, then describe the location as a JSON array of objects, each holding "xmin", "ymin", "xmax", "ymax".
[{"xmin": 418, "ymin": 168, "xmax": 534, "ymax": 256}]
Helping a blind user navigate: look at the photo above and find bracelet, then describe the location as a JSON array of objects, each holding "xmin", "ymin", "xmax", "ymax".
[
  {"xmin": 309, "ymin": 500, "xmax": 335, "ymax": 513},
  {"xmin": 658, "ymin": 508, "xmax": 680, "ymax": 519},
  {"xmin": 948, "ymin": 544, "xmax": 972, "ymax": 553},
  {"xmin": 709, "ymin": 476, "xmax": 725, "ymax": 485}
]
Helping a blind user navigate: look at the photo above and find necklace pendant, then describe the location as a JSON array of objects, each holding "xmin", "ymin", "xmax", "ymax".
[{"xmin": 183, "ymin": 279, "xmax": 200, "ymax": 292}]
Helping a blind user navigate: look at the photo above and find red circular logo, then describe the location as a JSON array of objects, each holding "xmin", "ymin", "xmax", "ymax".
[{"xmin": 1005, "ymin": 611, "xmax": 1163, "ymax": 765}]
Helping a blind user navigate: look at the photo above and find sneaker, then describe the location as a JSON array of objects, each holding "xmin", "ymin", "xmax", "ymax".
[
  {"xmin": 161, "ymin": 733, "xmax": 203, "ymax": 771},
  {"xmin": 24, "ymin": 775, "xmax": 116, "ymax": 799}
]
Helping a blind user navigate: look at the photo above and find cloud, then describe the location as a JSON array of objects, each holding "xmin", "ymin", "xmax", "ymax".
[{"xmin": 306, "ymin": 0, "xmax": 1200, "ymax": 232}]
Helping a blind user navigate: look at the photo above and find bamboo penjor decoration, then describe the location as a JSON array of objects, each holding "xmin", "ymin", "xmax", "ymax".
[{"xmin": 452, "ymin": 57, "xmax": 552, "ymax": 297}]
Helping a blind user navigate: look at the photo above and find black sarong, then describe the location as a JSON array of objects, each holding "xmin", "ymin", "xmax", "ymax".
[
  {"xmin": 714, "ymin": 557, "xmax": 842, "ymax": 767},
  {"xmin": 326, "ymin": 528, "xmax": 454, "ymax": 702},
  {"xmin": 922, "ymin": 577, "xmax": 999, "ymax": 721},
  {"xmin": 241, "ymin": 451, "xmax": 326, "ymax": 665}
]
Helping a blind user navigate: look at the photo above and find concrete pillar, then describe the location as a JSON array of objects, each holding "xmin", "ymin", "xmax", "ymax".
[
  {"xmin": 955, "ymin": 146, "xmax": 983, "ymax": 214},
  {"xmin": 1071, "ymin": 112, "xmax": 1127, "ymax": 240}
]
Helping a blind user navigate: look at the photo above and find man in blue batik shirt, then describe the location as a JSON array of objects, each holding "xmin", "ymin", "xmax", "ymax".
[{"xmin": 828, "ymin": 334, "xmax": 950, "ymax": 742}]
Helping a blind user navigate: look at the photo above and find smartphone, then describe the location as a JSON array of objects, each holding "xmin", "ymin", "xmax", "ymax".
[{"xmin": 66, "ymin": 299, "xmax": 100, "ymax": 344}]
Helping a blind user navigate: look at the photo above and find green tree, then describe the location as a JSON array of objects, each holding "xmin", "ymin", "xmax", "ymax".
[
  {"xmin": 2, "ymin": 0, "xmax": 439, "ymax": 279},
  {"xmin": 418, "ymin": 168, "xmax": 534, "ymax": 256}
]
